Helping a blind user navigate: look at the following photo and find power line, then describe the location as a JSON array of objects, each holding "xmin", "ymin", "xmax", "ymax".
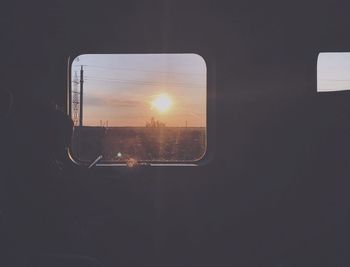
[
  {"xmin": 73, "ymin": 64, "xmax": 204, "ymax": 76},
  {"xmin": 84, "ymin": 76, "xmax": 205, "ymax": 89},
  {"xmin": 84, "ymin": 78, "xmax": 204, "ymax": 89},
  {"xmin": 82, "ymin": 69, "xmax": 205, "ymax": 83},
  {"xmin": 84, "ymin": 75, "xmax": 204, "ymax": 86}
]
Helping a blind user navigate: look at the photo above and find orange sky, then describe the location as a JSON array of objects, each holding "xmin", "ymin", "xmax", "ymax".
[{"xmin": 72, "ymin": 54, "xmax": 206, "ymax": 127}]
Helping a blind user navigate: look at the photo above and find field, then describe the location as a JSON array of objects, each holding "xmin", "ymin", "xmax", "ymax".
[{"xmin": 72, "ymin": 126, "xmax": 206, "ymax": 163}]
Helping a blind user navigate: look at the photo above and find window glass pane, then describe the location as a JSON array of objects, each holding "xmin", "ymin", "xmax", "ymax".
[
  {"xmin": 318, "ymin": 52, "xmax": 350, "ymax": 92},
  {"xmin": 70, "ymin": 54, "xmax": 207, "ymax": 164}
]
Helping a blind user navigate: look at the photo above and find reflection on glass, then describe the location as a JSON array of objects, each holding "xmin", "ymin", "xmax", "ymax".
[{"xmin": 70, "ymin": 54, "xmax": 207, "ymax": 163}]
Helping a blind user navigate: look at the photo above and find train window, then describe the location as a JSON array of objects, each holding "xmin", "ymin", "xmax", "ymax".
[
  {"xmin": 317, "ymin": 52, "xmax": 350, "ymax": 92},
  {"xmin": 69, "ymin": 54, "xmax": 207, "ymax": 166}
]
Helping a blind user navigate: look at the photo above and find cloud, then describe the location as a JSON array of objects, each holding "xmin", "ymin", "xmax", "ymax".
[
  {"xmin": 84, "ymin": 96, "xmax": 106, "ymax": 106},
  {"xmin": 85, "ymin": 95, "xmax": 143, "ymax": 108},
  {"xmin": 108, "ymin": 98, "xmax": 142, "ymax": 107}
]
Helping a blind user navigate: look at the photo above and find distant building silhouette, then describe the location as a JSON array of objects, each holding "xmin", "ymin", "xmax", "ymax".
[{"xmin": 146, "ymin": 117, "xmax": 166, "ymax": 128}]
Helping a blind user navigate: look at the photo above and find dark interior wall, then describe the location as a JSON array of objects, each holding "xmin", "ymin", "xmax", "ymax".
[{"xmin": 2, "ymin": 0, "xmax": 350, "ymax": 266}]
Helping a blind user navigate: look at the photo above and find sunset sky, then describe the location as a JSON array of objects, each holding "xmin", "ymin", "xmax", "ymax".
[
  {"xmin": 318, "ymin": 53, "xmax": 350, "ymax": 92},
  {"xmin": 71, "ymin": 54, "xmax": 206, "ymax": 127}
]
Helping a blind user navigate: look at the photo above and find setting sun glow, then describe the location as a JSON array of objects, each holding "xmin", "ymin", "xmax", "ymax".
[{"xmin": 151, "ymin": 93, "xmax": 173, "ymax": 113}]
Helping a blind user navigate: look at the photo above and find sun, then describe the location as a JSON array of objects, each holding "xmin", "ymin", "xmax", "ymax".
[{"xmin": 151, "ymin": 93, "xmax": 173, "ymax": 113}]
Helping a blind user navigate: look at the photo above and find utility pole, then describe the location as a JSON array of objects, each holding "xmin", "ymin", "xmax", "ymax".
[
  {"xmin": 72, "ymin": 71, "xmax": 80, "ymax": 126},
  {"xmin": 79, "ymin": 65, "xmax": 84, "ymax": 127}
]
